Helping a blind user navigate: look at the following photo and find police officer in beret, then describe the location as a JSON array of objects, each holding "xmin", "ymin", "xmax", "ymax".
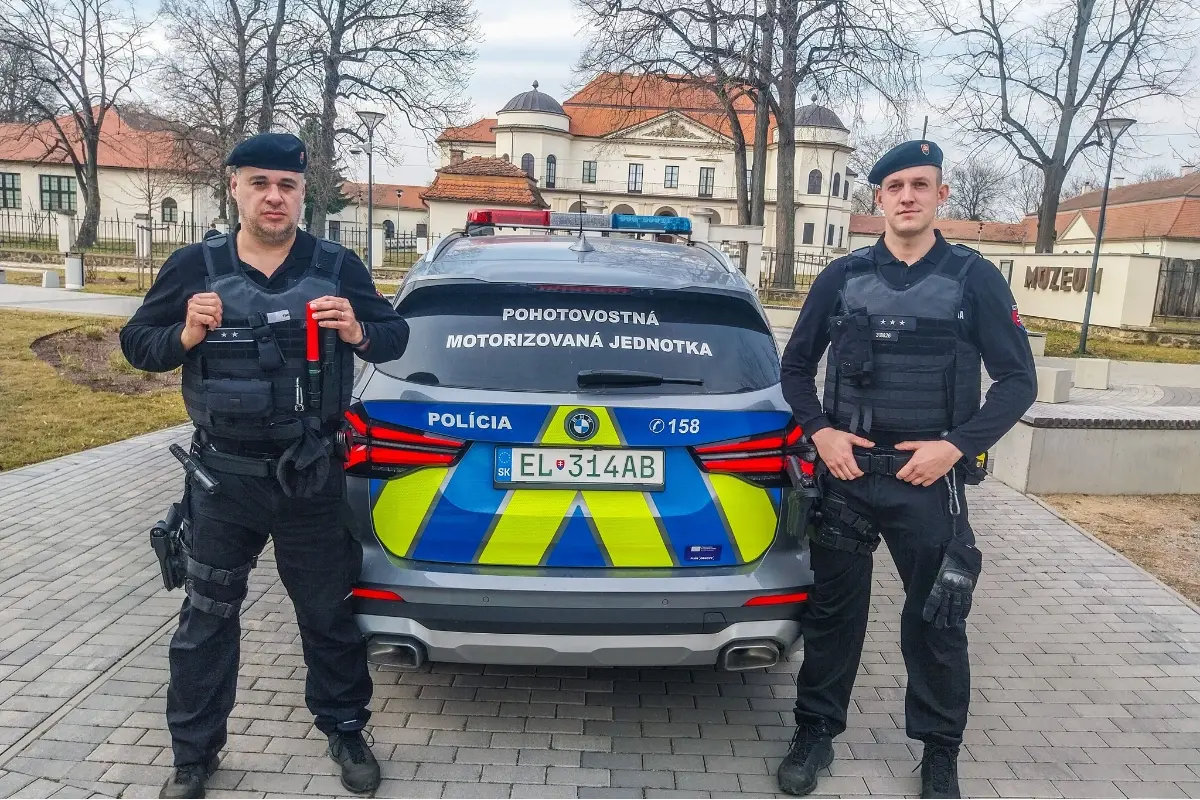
[
  {"xmin": 776, "ymin": 140, "xmax": 1037, "ymax": 798},
  {"xmin": 121, "ymin": 132, "xmax": 410, "ymax": 798}
]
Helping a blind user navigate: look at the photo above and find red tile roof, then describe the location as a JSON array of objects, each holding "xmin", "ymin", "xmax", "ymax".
[
  {"xmin": 0, "ymin": 109, "xmax": 188, "ymax": 171},
  {"xmin": 339, "ymin": 181, "xmax": 428, "ymax": 210},
  {"xmin": 436, "ymin": 74, "xmax": 774, "ymax": 145},
  {"xmin": 420, "ymin": 158, "xmax": 549, "ymax": 208},
  {"xmin": 850, "ymin": 214, "xmax": 1030, "ymax": 244},
  {"xmin": 1027, "ymin": 199, "xmax": 1200, "ymax": 243},
  {"xmin": 1057, "ymin": 172, "xmax": 1200, "ymax": 212}
]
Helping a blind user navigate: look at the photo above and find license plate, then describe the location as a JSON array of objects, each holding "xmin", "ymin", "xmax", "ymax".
[{"xmin": 494, "ymin": 447, "xmax": 665, "ymax": 489}]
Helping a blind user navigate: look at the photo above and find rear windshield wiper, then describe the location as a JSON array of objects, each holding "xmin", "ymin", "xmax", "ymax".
[{"xmin": 577, "ymin": 369, "xmax": 704, "ymax": 387}]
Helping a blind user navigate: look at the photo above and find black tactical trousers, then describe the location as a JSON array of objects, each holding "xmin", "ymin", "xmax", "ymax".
[
  {"xmin": 793, "ymin": 467, "xmax": 973, "ymax": 747},
  {"xmin": 165, "ymin": 459, "xmax": 372, "ymax": 767}
]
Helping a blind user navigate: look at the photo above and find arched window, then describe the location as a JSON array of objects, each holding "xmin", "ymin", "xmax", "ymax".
[
  {"xmin": 521, "ymin": 153, "xmax": 535, "ymax": 178},
  {"xmin": 383, "ymin": 219, "xmax": 395, "ymax": 239},
  {"xmin": 161, "ymin": 197, "xmax": 178, "ymax": 223},
  {"xmin": 843, "ymin": 179, "xmax": 850, "ymax": 200},
  {"xmin": 807, "ymin": 169, "xmax": 822, "ymax": 195},
  {"xmin": 545, "ymin": 155, "xmax": 557, "ymax": 188},
  {"xmin": 654, "ymin": 206, "xmax": 677, "ymax": 216},
  {"xmin": 831, "ymin": 173, "xmax": 841, "ymax": 197},
  {"xmin": 568, "ymin": 200, "xmax": 585, "ymax": 212},
  {"xmin": 611, "ymin": 203, "xmax": 636, "ymax": 215}
]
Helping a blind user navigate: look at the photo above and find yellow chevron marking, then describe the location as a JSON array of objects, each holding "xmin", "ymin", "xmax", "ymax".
[
  {"xmin": 709, "ymin": 474, "xmax": 778, "ymax": 562},
  {"xmin": 477, "ymin": 489, "xmax": 577, "ymax": 565},
  {"xmin": 540, "ymin": 406, "xmax": 622, "ymax": 446},
  {"xmin": 371, "ymin": 467, "xmax": 448, "ymax": 558},
  {"xmin": 582, "ymin": 490, "xmax": 673, "ymax": 567}
]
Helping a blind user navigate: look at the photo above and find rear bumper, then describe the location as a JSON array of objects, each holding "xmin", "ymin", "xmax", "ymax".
[{"xmin": 357, "ymin": 614, "xmax": 801, "ymax": 669}]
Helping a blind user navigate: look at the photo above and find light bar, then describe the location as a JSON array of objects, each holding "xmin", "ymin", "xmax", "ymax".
[{"xmin": 465, "ymin": 209, "xmax": 692, "ymax": 236}]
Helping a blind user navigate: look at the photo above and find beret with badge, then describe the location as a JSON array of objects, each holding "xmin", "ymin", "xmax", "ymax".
[
  {"xmin": 224, "ymin": 132, "xmax": 308, "ymax": 173},
  {"xmin": 867, "ymin": 139, "xmax": 943, "ymax": 186}
]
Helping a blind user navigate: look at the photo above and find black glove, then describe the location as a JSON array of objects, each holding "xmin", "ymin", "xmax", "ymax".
[
  {"xmin": 922, "ymin": 537, "xmax": 982, "ymax": 629},
  {"xmin": 275, "ymin": 426, "xmax": 332, "ymax": 498}
]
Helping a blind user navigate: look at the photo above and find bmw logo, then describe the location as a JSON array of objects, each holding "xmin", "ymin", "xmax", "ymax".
[{"xmin": 565, "ymin": 409, "xmax": 598, "ymax": 441}]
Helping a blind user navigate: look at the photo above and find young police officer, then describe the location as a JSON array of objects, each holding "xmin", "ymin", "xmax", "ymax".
[
  {"xmin": 776, "ymin": 141, "xmax": 1037, "ymax": 798},
  {"xmin": 121, "ymin": 133, "xmax": 410, "ymax": 799}
]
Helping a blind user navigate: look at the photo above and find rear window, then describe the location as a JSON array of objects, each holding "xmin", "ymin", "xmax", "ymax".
[{"xmin": 376, "ymin": 284, "xmax": 780, "ymax": 394}]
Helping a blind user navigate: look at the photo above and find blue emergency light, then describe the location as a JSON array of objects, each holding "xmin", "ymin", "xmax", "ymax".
[{"xmin": 465, "ymin": 209, "xmax": 692, "ymax": 236}]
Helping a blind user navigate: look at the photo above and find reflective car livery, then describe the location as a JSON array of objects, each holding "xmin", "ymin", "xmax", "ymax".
[{"xmin": 345, "ymin": 212, "xmax": 814, "ymax": 670}]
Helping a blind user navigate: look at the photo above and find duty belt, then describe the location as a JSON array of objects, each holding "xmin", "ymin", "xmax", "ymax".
[
  {"xmin": 852, "ymin": 448, "xmax": 912, "ymax": 477},
  {"xmin": 197, "ymin": 447, "xmax": 279, "ymax": 478}
]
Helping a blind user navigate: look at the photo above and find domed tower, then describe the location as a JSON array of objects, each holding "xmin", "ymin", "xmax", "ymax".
[
  {"xmin": 494, "ymin": 81, "xmax": 572, "ymax": 189},
  {"xmin": 794, "ymin": 95, "xmax": 854, "ymax": 253}
]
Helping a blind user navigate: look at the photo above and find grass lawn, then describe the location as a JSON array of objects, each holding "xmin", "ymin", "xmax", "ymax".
[
  {"xmin": 1030, "ymin": 325, "xmax": 1200, "ymax": 364},
  {"xmin": 0, "ymin": 309, "xmax": 187, "ymax": 472},
  {"xmin": 1041, "ymin": 494, "xmax": 1200, "ymax": 604},
  {"xmin": 3, "ymin": 267, "xmax": 151, "ymax": 296}
]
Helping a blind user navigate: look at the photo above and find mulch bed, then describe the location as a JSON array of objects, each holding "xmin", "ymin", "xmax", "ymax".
[{"xmin": 31, "ymin": 325, "xmax": 181, "ymax": 395}]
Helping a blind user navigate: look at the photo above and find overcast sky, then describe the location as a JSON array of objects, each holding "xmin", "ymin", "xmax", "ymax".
[{"xmin": 325, "ymin": 0, "xmax": 1200, "ymax": 188}]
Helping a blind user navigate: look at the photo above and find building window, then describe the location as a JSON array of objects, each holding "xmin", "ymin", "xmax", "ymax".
[
  {"xmin": 745, "ymin": 168, "xmax": 753, "ymax": 192},
  {"xmin": 807, "ymin": 169, "xmax": 822, "ymax": 195},
  {"xmin": 450, "ymin": 148, "xmax": 464, "ymax": 164},
  {"xmin": 416, "ymin": 222, "xmax": 428, "ymax": 238},
  {"xmin": 327, "ymin": 220, "xmax": 341, "ymax": 241},
  {"xmin": 628, "ymin": 163, "xmax": 643, "ymax": 193},
  {"xmin": 582, "ymin": 161, "xmax": 597, "ymax": 183},
  {"xmin": 521, "ymin": 153, "xmax": 535, "ymax": 178},
  {"xmin": 383, "ymin": 219, "xmax": 395, "ymax": 238},
  {"xmin": 802, "ymin": 222, "xmax": 815, "ymax": 244},
  {"xmin": 545, "ymin": 155, "xmax": 557, "ymax": 188},
  {"xmin": 664, "ymin": 165, "xmax": 679, "ymax": 189},
  {"xmin": 827, "ymin": 224, "xmax": 835, "ymax": 245},
  {"xmin": 0, "ymin": 173, "xmax": 19, "ymax": 208},
  {"xmin": 698, "ymin": 167, "xmax": 715, "ymax": 198},
  {"xmin": 843, "ymin": 180, "xmax": 850, "ymax": 200},
  {"xmin": 161, "ymin": 197, "xmax": 178, "ymax": 223},
  {"xmin": 832, "ymin": 173, "xmax": 841, "ymax": 197},
  {"xmin": 838, "ymin": 226, "xmax": 844, "ymax": 248},
  {"xmin": 39, "ymin": 175, "xmax": 76, "ymax": 212}
]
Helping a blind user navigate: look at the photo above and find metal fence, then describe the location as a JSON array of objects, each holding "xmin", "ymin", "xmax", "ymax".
[
  {"xmin": 759, "ymin": 248, "xmax": 834, "ymax": 295},
  {"xmin": 1154, "ymin": 257, "xmax": 1200, "ymax": 321},
  {"xmin": 0, "ymin": 210, "xmax": 56, "ymax": 249}
]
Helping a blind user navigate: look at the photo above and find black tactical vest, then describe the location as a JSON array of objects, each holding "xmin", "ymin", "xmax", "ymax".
[
  {"xmin": 181, "ymin": 233, "xmax": 349, "ymax": 443},
  {"xmin": 822, "ymin": 244, "xmax": 982, "ymax": 436}
]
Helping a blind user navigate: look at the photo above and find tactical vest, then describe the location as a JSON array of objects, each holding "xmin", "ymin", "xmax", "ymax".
[
  {"xmin": 822, "ymin": 244, "xmax": 982, "ymax": 436},
  {"xmin": 181, "ymin": 233, "xmax": 350, "ymax": 444}
]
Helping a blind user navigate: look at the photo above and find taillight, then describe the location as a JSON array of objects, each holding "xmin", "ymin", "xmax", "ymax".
[
  {"xmin": 343, "ymin": 404, "xmax": 465, "ymax": 477},
  {"xmin": 351, "ymin": 587, "xmax": 404, "ymax": 602},
  {"xmin": 692, "ymin": 424, "xmax": 806, "ymax": 486},
  {"xmin": 743, "ymin": 591, "xmax": 809, "ymax": 606}
]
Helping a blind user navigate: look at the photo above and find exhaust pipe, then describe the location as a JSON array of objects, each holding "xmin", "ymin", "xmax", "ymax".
[
  {"xmin": 719, "ymin": 640, "xmax": 781, "ymax": 671},
  {"xmin": 367, "ymin": 636, "xmax": 426, "ymax": 669}
]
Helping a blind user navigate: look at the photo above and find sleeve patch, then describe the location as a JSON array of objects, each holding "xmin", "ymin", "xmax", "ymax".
[{"xmin": 1011, "ymin": 305, "xmax": 1024, "ymax": 328}]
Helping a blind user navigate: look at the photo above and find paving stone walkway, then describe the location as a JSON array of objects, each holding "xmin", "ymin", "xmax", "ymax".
[{"xmin": 1, "ymin": 424, "xmax": 1198, "ymax": 799}]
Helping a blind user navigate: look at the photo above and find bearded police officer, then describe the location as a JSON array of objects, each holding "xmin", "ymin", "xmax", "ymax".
[
  {"xmin": 120, "ymin": 133, "xmax": 409, "ymax": 799},
  {"xmin": 776, "ymin": 141, "xmax": 1037, "ymax": 798}
]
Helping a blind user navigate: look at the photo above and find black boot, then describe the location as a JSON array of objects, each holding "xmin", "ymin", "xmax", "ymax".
[
  {"xmin": 919, "ymin": 743, "xmax": 961, "ymax": 799},
  {"xmin": 328, "ymin": 729, "xmax": 381, "ymax": 794},
  {"xmin": 159, "ymin": 755, "xmax": 219, "ymax": 799},
  {"xmin": 776, "ymin": 720, "xmax": 834, "ymax": 796}
]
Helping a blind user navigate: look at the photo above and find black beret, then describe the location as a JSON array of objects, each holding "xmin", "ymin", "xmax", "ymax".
[
  {"xmin": 225, "ymin": 132, "xmax": 308, "ymax": 173},
  {"xmin": 867, "ymin": 139, "xmax": 943, "ymax": 185}
]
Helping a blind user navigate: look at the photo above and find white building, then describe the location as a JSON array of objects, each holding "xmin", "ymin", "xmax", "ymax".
[
  {"xmin": 326, "ymin": 181, "xmax": 430, "ymax": 241},
  {"xmin": 0, "ymin": 110, "xmax": 221, "ymax": 232},
  {"xmin": 434, "ymin": 74, "xmax": 856, "ymax": 254}
]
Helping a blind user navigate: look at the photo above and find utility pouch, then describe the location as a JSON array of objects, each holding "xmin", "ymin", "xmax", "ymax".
[
  {"xmin": 960, "ymin": 451, "xmax": 988, "ymax": 485},
  {"xmin": 829, "ymin": 308, "xmax": 874, "ymax": 387},
  {"xmin": 784, "ymin": 456, "xmax": 821, "ymax": 543},
  {"xmin": 248, "ymin": 311, "xmax": 285, "ymax": 372},
  {"xmin": 204, "ymin": 378, "xmax": 273, "ymax": 418}
]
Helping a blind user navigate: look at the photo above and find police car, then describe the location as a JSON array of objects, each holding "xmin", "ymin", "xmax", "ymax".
[{"xmin": 343, "ymin": 210, "xmax": 814, "ymax": 671}]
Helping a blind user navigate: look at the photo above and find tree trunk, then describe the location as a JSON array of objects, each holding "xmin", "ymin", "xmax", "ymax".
[
  {"xmin": 75, "ymin": 138, "xmax": 102, "ymax": 248},
  {"xmin": 309, "ymin": 51, "xmax": 341, "ymax": 237},
  {"xmin": 258, "ymin": 0, "xmax": 286, "ymax": 132},
  {"xmin": 1035, "ymin": 163, "xmax": 1065, "ymax": 253},
  {"xmin": 771, "ymin": 0, "xmax": 797, "ymax": 289},
  {"xmin": 750, "ymin": 0, "xmax": 773, "ymax": 230}
]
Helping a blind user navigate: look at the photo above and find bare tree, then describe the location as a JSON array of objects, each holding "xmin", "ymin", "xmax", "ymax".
[
  {"xmin": 298, "ymin": 0, "xmax": 479, "ymax": 236},
  {"xmin": 1134, "ymin": 163, "xmax": 1178, "ymax": 183},
  {"xmin": 931, "ymin": 0, "xmax": 1198, "ymax": 252},
  {"xmin": 847, "ymin": 133, "xmax": 892, "ymax": 215},
  {"xmin": 945, "ymin": 154, "xmax": 1014, "ymax": 221},
  {"xmin": 0, "ymin": 0, "xmax": 153, "ymax": 247},
  {"xmin": 0, "ymin": 42, "xmax": 49, "ymax": 123},
  {"xmin": 1013, "ymin": 161, "xmax": 1045, "ymax": 219}
]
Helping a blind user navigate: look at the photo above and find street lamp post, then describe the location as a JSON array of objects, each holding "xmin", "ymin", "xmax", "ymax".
[
  {"xmin": 355, "ymin": 109, "xmax": 385, "ymax": 270},
  {"xmin": 395, "ymin": 188, "xmax": 403, "ymax": 247},
  {"xmin": 1078, "ymin": 116, "xmax": 1135, "ymax": 354}
]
